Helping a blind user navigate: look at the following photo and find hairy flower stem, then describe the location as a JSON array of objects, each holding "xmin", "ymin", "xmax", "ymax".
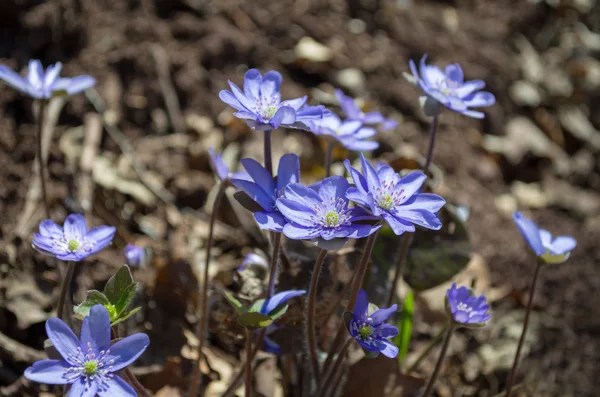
[
  {"xmin": 504, "ymin": 258, "xmax": 542, "ymax": 397},
  {"xmin": 406, "ymin": 324, "xmax": 448, "ymax": 374},
  {"xmin": 56, "ymin": 261, "xmax": 75, "ymax": 320},
  {"xmin": 319, "ymin": 337, "xmax": 352, "ymax": 397},
  {"xmin": 421, "ymin": 323, "xmax": 455, "ymax": 397},
  {"xmin": 384, "ymin": 233, "xmax": 413, "ymax": 308},
  {"xmin": 113, "ymin": 326, "xmax": 151, "ymax": 397},
  {"xmin": 220, "ymin": 328, "xmax": 267, "ymax": 397},
  {"xmin": 322, "ymin": 232, "xmax": 379, "ymax": 378},
  {"xmin": 245, "ymin": 328, "xmax": 254, "ymax": 397},
  {"xmin": 264, "ymin": 129, "xmax": 273, "ymax": 176},
  {"xmin": 423, "ymin": 115, "xmax": 439, "ymax": 175},
  {"xmin": 188, "ymin": 183, "xmax": 227, "ymax": 397},
  {"xmin": 306, "ymin": 249, "xmax": 328, "ymax": 387},
  {"xmin": 36, "ymin": 98, "xmax": 51, "ymax": 219},
  {"xmin": 266, "ymin": 232, "xmax": 282, "ymax": 299},
  {"xmin": 324, "ymin": 141, "xmax": 335, "ymax": 177}
]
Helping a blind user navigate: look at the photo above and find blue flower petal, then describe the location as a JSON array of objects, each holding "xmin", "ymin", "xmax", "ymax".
[
  {"xmin": 68, "ymin": 378, "xmax": 98, "ymax": 397},
  {"xmin": 261, "ymin": 290, "xmax": 306, "ymax": 314},
  {"xmin": 97, "ymin": 375, "xmax": 137, "ymax": 397},
  {"xmin": 282, "ymin": 223, "xmax": 321, "ymax": 240},
  {"xmin": 374, "ymin": 323, "xmax": 399, "ymax": 338},
  {"xmin": 270, "ymin": 106, "xmax": 296, "ymax": 129},
  {"xmin": 353, "ymin": 290, "xmax": 369, "ymax": 322},
  {"xmin": 254, "ymin": 211, "xmax": 287, "ymax": 232},
  {"xmin": 276, "ymin": 198, "xmax": 315, "ymax": 227},
  {"xmin": 219, "ymin": 90, "xmax": 246, "ymax": 111},
  {"xmin": 104, "ymin": 333, "xmax": 150, "ymax": 372},
  {"xmin": 444, "ymin": 64, "xmax": 464, "ymax": 83},
  {"xmin": 243, "ymin": 69, "xmax": 262, "ymax": 100},
  {"xmin": 359, "ymin": 154, "xmax": 380, "ymax": 193},
  {"xmin": 344, "ymin": 160, "xmax": 369, "ymax": 196},
  {"xmin": 513, "ymin": 212, "xmax": 545, "ymax": 256},
  {"xmin": 375, "ymin": 340, "xmax": 399, "ymax": 358},
  {"xmin": 232, "ymin": 179, "xmax": 275, "ymax": 210},
  {"xmin": 260, "ymin": 71, "xmax": 283, "ymax": 99},
  {"xmin": 0, "ymin": 65, "xmax": 30, "ymax": 94},
  {"xmin": 280, "ymin": 96, "xmax": 307, "ymax": 111},
  {"xmin": 462, "ymin": 91, "xmax": 496, "ymax": 108},
  {"xmin": 228, "ymin": 80, "xmax": 256, "ymax": 112},
  {"xmin": 80, "ymin": 305, "xmax": 111, "ymax": 354},
  {"xmin": 63, "ymin": 214, "xmax": 87, "ymax": 241},
  {"xmin": 24, "ymin": 360, "xmax": 71, "ymax": 385},
  {"xmin": 46, "ymin": 318, "xmax": 81, "ymax": 365},
  {"xmin": 382, "ymin": 213, "xmax": 415, "ymax": 235},
  {"xmin": 549, "ymin": 236, "xmax": 576, "ymax": 255},
  {"xmin": 370, "ymin": 304, "xmax": 397, "ymax": 325},
  {"xmin": 276, "ymin": 153, "xmax": 300, "ymax": 191},
  {"xmin": 241, "ymin": 158, "xmax": 276, "ymax": 197}
]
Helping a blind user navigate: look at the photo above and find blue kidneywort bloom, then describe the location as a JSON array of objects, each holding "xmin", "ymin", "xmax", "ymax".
[
  {"xmin": 335, "ymin": 89, "xmax": 397, "ymax": 131},
  {"xmin": 219, "ymin": 68, "xmax": 327, "ymax": 131},
  {"xmin": 513, "ymin": 212, "xmax": 577, "ymax": 264},
  {"xmin": 276, "ymin": 175, "xmax": 381, "ymax": 250},
  {"xmin": 124, "ymin": 244, "xmax": 147, "ymax": 268},
  {"xmin": 0, "ymin": 60, "xmax": 96, "ymax": 99},
  {"xmin": 409, "ymin": 55, "xmax": 495, "ymax": 119},
  {"xmin": 33, "ymin": 214, "xmax": 116, "ymax": 262},
  {"xmin": 260, "ymin": 290, "xmax": 306, "ymax": 316},
  {"xmin": 24, "ymin": 305, "xmax": 149, "ymax": 396},
  {"xmin": 309, "ymin": 114, "xmax": 379, "ymax": 151},
  {"xmin": 232, "ymin": 153, "xmax": 300, "ymax": 232},
  {"xmin": 344, "ymin": 154, "xmax": 446, "ymax": 235},
  {"xmin": 209, "ymin": 147, "xmax": 230, "ymax": 182},
  {"xmin": 446, "ymin": 283, "xmax": 491, "ymax": 327},
  {"xmin": 348, "ymin": 290, "xmax": 399, "ymax": 358}
]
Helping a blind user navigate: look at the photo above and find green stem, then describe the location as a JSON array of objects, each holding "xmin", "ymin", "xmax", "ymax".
[
  {"xmin": 36, "ymin": 98, "xmax": 50, "ymax": 219},
  {"xmin": 306, "ymin": 249, "xmax": 328, "ymax": 387},
  {"xmin": 264, "ymin": 129, "xmax": 273, "ymax": 176},
  {"xmin": 324, "ymin": 141, "xmax": 335, "ymax": 178},
  {"xmin": 245, "ymin": 328, "xmax": 253, "ymax": 397},
  {"xmin": 421, "ymin": 323, "xmax": 455, "ymax": 397},
  {"xmin": 504, "ymin": 258, "xmax": 542, "ymax": 397},
  {"xmin": 423, "ymin": 115, "xmax": 438, "ymax": 175},
  {"xmin": 56, "ymin": 261, "xmax": 75, "ymax": 320},
  {"xmin": 406, "ymin": 324, "xmax": 448, "ymax": 374},
  {"xmin": 384, "ymin": 233, "xmax": 413, "ymax": 308},
  {"xmin": 188, "ymin": 183, "xmax": 227, "ymax": 397}
]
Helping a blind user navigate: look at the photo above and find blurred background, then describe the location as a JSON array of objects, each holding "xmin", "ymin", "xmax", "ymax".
[{"xmin": 0, "ymin": 0, "xmax": 599, "ymax": 396}]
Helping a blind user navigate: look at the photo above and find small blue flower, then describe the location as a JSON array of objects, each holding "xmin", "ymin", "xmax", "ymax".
[
  {"xmin": 124, "ymin": 244, "xmax": 147, "ymax": 268},
  {"xmin": 344, "ymin": 154, "xmax": 446, "ymax": 235},
  {"xmin": 446, "ymin": 283, "xmax": 491, "ymax": 327},
  {"xmin": 309, "ymin": 114, "xmax": 379, "ymax": 151},
  {"xmin": 409, "ymin": 55, "xmax": 495, "ymax": 119},
  {"xmin": 219, "ymin": 69, "xmax": 327, "ymax": 131},
  {"xmin": 0, "ymin": 60, "xmax": 95, "ymax": 99},
  {"xmin": 24, "ymin": 305, "xmax": 149, "ymax": 396},
  {"xmin": 260, "ymin": 290, "xmax": 306, "ymax": 316},
  {"xmin": 335, "ymin": 89, "xmax": 397, "ymax": 131},
  {"xmin": 33, "ymin": 214, "xmax": 116, "ymax": 262},
  {"xmin": 232, "ymin": 154, "xmax": 300, "ymax": 232},
  {"xmin": 348, "ymin": 290, "xmax": 398, "ymax": 358},
  {"xmin": 513, "ymin": 212, "xmax": 577, "ymax": 264},
  {"xmin": 209, "ymin": 147, "xmax": 230, "ymax": 182},
  {"xmin": 276, "ymin": 176, "xmax": 381, "ymax": 250}
]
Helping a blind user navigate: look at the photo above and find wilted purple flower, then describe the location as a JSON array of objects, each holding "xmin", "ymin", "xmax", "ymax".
[
  {"xmin": 276, "ymin": 176, "xmax": 380, "ymax": 250},
  {"xmin": 0, "ymin": 60, "xmax": 95, "ymax": 99},
  {"xmin": 33, "ymin": 214, "xmax": 116, "ymax": 261},
  {"xmin": 232, "ymin": 154, "xmax": 300, "ymax": 232},
  {"xmin": 445, "ymin": 283, "xmax": 491, "ymax": 327},
  {"xmin": 348, "ymin": 290, "xmax": 398, "ymax": 358},
  {"xmin": 335, "ymin": 89, "xmax": 397, "ymax": 131},
  {"xmin": 409, "ymin": 55, "xmax": 495, "ymax": 119},
  {"xmin": 24, "ymin": 305, "xmax": 149, "ymax": 396},
  {"xmin": 345, "ymin": 154, "xmax": 446, "ymax": 235},
  {"xmin": 219, "ymin": 69, "xmax": 327, "ymax": 131},
  {"xmin": 513, "ymin": 212, "xmax": 577, "ymax": 264},
  {"xmin": 309, "ymin": 114, "xmax": 379, "ymax": 151},
  {"xmin": 124, "ymin": 244, "xmax": 147, "ymax": 268}
]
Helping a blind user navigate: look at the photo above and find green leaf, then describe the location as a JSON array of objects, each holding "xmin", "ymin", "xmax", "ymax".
[
  {"xmin": 249, "ymin": 299, "xmax": 266, "ymax": 314},
  {"xmin": 115, "ymin": 283, "xmax": 138, "ymax": 315},
  {"xmin": 394, "ymin": 292, "xmax": 414, "ymax": 364},
  {"xmin": 238, "ymin": 312, "xmax": 273, "ymax": 328},
  {"xmin": 104, "ymin": 265, "xmax": 135, "ymax": 304},
  {"xmin": 51, "ymin": 89, "xmax": 69, "ymax": 98},
  {"xmin": 110, "ymin": 306, "xmax": 142, "ymax": 326},
  {"xmin": 74, "ymin": 290, "xmax": 111, "ymax": 318},
  {"xmin": 222, "ymin": 290, "xmax": 246, "ymax": 315},
  {"xmin": 362, "ymin": 348, "xmax": 379, "ymax": 359},
  {"xmin": 266, "ymin": 303, "xmax": 289, "ymax": 321}
]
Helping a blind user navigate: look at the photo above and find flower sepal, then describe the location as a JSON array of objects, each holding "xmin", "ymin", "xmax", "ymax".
[
  {"xmin": 419, "ymin": 95, "xmax": 442, "ymax": 117},
  {"xmin": 540, "ymin": 251, "xmax": 570, "ymax": 265}
]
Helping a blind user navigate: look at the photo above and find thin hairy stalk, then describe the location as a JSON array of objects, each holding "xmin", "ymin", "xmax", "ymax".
[
  {"xmin": 306, "ymin": 249, "xmax": 328, "ymax": 387},
  {"xmin": 423, "ymin": 115, "xmax": 439, "ymax": 175},
  {"xmin": 504, "ymin": 259, "xmax": 542, "ymax": 397},
  {"xmin": 245, "ymin": 328, "xmax": 253, "ymax": 397},
  {"xmin": 113, "ymin": 327, "xmax": 151, "ymax": 397},
  {"xmin": 421, "ymin": 323, "xmax": 455, "ymax": 397},
  {"xmin": 264, "ymin": 129, "xmax": 273, "ymax": 175},
  {"xmin": 188, "ymin": 183, "xmax": 227, "ymax": 397},
  {"xmin": 36, "ymin": 98, "xmax": 50, "ymax": 219},
  {"xmin": 384, "ymin": 233, "xmax": 414, "ymax": 308},
  {"xmin": 318, "ymin": 275, "xmax": 354, "ymax": 341},
  {"xmin": 406, "ymin": 324, "xmax": 448, "ymax": 374},
  {"xmin": 220, "ymin": 328, "xmax": 267, "ymax": 397},
  {"xmin": 319, "ymin": 337, "xmax": 352, "ymax": 397},
  {"xmin": 56, "ymin": 261, "xmax": 75, "ymax": 320},
  {"xmin": 324, "ymin": 141, "xmax": 335, "ymax": 177},
  {"xmin": 322, "ymin": 231, "xmax": 379, "ymax": 377},
  {"xmin": 267, "ymin": 232, "xmax": 283, "ymax": 299}
]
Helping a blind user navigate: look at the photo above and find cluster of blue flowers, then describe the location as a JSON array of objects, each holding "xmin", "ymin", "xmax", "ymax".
[{"xmin": 0, "ymin": 54, "xmax": 578, "ymax": 397}]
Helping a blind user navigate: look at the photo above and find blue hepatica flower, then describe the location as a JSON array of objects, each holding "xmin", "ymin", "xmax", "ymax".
[
  {"xmin": 446, "ymin": 283, "xmax": 491, "ymax": 327},
  {"xmin": 232, "ymin": 153, "xmax": 300, "ymax": 232},
  {"xmin": 276, "ymin": 175, "xmax": 381, "ymax": 250},
  {"xmin": 409, "ymin": 55, "xmax": 495, "ymax": 119},
  {"xmin": 219, "ymin": 69, "xmax": 327, "ymax": 131},
  {"xmin": 24, "ymin": 305, "xmax": 149, "ymax": 396},
  {"xmin": 209, "ymin": 147, "xmax": 230, "ymax": 182},
  {"xmin": 335, "ymin": 89, "xmax": 397, "ymax": 131},
  {"xmin": 348, "ymin": 290, "xmax": 398, "ymax": 358},
  {"xmin": 344, "ymin": 154, "xmax": 446, "ymax": 235},
  {"xmin": 124, "ymin": 244, "xmax": 147, "ymax": 268},
  {"xmin": 33, "ymin": 214, "xmax": 116, "ymax": 262},
  {"xmin": 259, "ymin": 290, "xmax": 305, "ymax": 355},
  {"xmin": 513, "ymin": 212, "xmax": 577, "ymax": 264},
  {"xmin": 0, "ymin": 60, "xmax": 95, "ymax": 99},
  {"xmin": 309, "ymin": 114, "xmax": 379, "ymax": 151}
]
